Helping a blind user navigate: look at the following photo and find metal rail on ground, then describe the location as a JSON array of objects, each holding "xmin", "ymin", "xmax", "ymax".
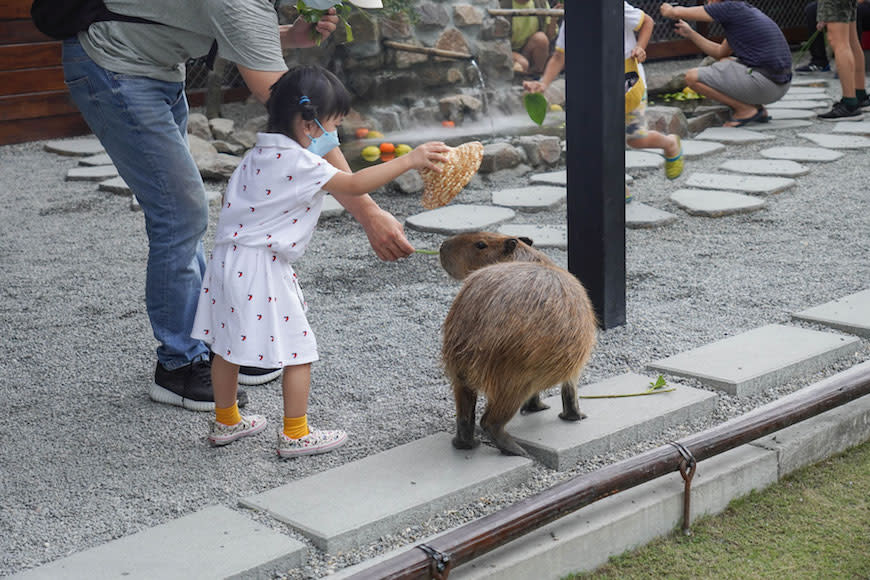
[{"xmin": 345, "ymin": 363, "xmax": 870, "ymax": 579}]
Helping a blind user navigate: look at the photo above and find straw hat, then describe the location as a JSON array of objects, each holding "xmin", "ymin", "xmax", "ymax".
[{"xmin": 420, "ymin": 141, "xmax": 484, "ymax": 209}]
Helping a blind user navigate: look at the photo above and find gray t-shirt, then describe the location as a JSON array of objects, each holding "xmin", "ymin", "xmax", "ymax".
[{"xmin": 78, "ymin": 0, "xmax": 287, "ymax": 82}]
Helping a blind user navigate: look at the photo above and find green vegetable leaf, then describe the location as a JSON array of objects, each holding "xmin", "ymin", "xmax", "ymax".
[
  {"xmin": 649, "ymin": 375, "xmax": 668, "ymax": 390},
  {"xmin": 524, "ymin": 92, "xmax": 548, "ymax": 126}
]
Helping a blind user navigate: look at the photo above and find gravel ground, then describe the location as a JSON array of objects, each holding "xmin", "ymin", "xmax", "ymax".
[{"xmin": 1, "ymin": 61, "xmax": 868, "ymax": 578}]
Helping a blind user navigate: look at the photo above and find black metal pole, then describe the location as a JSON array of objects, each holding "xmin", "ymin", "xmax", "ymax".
[{"xmin": 565, "ymin": 0, "xmax": 626, "ymax": 329}]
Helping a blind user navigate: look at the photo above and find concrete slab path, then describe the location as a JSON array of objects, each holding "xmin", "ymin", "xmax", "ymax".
[{"xmin": 792, "ymin": 289, "xmax": 870, "ymax": 338}]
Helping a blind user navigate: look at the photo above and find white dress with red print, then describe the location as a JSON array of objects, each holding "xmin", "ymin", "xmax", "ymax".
[{"xmin": 192, "ymin": 132, "xmax": 339, "ymax": 368}]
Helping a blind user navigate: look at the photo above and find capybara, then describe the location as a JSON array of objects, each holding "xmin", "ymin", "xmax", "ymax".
[
  {"xmin": 439, "ymin": 231, "xmax": 554, "ymax": 281},
  {"xmin": 441, "ymin": 259, "xmax": 598, "ymax": 457}
]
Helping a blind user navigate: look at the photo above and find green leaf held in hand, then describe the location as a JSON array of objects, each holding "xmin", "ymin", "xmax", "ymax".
[{"xmin": 524, "ymin": 92, "xmax": 548, "ymax": 126}]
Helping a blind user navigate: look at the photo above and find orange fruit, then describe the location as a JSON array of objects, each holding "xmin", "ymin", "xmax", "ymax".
[
  {"xmin": 355, "ymin": 128, "xmax": 369, "ymax": 139},
  {"xmin": 379, "ymin": 142, "xmax": 395, "ymax": 154},
  {"xmin": 380, "ymin": 152, "xmax": 396, "ymax": 162},
  {"xmin": 441, "ymin": 120, "xmax": 455, "ymax": 128}
]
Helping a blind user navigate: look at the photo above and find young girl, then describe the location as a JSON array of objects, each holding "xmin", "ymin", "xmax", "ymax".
[{"xmin": 192, "ymin": 65, "xmax": 449, "ymax": 457}]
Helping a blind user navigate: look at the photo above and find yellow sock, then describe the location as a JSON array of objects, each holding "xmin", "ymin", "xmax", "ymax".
[
  {"xmin": 215, "ymin": 403, "xmax": 241, "ymax": 426},
  {"xmin": 283, "ymin": 415, "xmax": 309, "ymax": 439}
]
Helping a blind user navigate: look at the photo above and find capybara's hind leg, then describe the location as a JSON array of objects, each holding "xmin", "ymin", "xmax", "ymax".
[
  {"xmin": 452, "ymin": 381, "xmax": 479, "ymax": 450},
  {"xmin": 559, "ymin": 381, "xmax": 586, "ymax": 422},
  {"xmin": 520, "ymin": 393, "xmax": 550, "ymax": 414},
  {"xmin": 481, "ymin": 400, "xmax": 528, "ymax": 457}
]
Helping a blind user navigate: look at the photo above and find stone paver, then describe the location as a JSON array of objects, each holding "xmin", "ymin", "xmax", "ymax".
[
  {"xmin": 78, "ymin": 153, "xmax": 114, "ymax": 166},
  {"xmin": 748, "ymin": 119, "xmax": 813, "ymax": 131},
  {"xmin": 641, "ymin": 140, "xmax": 726, "ymax": 160},
  {"xmin": 625, "ymin": 202, "xmax": 678, "ymax": 229},
  {"xmin": 44, "ymin": 137, "xmax": 105, "ymax": 157},
  {"xmin": 798, "ymin": 132, "xmax": 870, "ymax": 149},
  {"xmin": 788, "ymin": 77, "xmax": 830, "ymax": 87},
  {"xmin": 625, "ymin": 173, "xmax": 633, "ymax": 185},
  {"xmin": 505, "ymin": 373, "xmax": 717, "ymax": 470},
  {"xmin": 685, "ymin": 172, "xmax": 795, "ymax": 195},
  {"xmin": 779, "ymin": 91, "xmax": 829, "ymax": 100},
  {"xmin": 66, "ymin": 165, "xmax": 119, "ymax": 182},
  {"xmin": 529, "ymin": 169, "xmax": 566, "ymax": 186},
  {"xmin": 764, "ymin": 108, "xmax": 817, "ymax": 120},
  {"xmin": 98, "ymin": 176, "xmax": 131, "ymax": 195},
  {"xmin": 792, "ymin": 289, "xmax": 870, "ymax": 338},
  {"xmin": 239, "ymin": 433, "xmax": 533, "ymax": 553},
  {"xmin": 11, "ymin": 506, "xmax": 305, "ymax": 579},
  {"xmin": 492, "ymin": 185, "xmax": 566, "ymax": 212},
  {"xmin": 625, "ymin": 150, "xmax": 663, "ymax": 170},
  {"xmin": 764, "ymin": 100, "xmax": 828, "ymax": 110},
  {"xmin": 321, "ymin": 194, "xmax": 346, "ymax": 218},
  {"xmin": 497, "ymin": 224, "xmax": 566, "ymax": 249},
  {"xmin": 692, "ymin": 127, "xmax": 776, "ymax": 143},
  {"xmin": 646, "ymin": 324, "xmax": 861, "ymax": 396},
  {"xmin": 405, "ymin": 204, "xmax": 516, "ymax": 234},
  {"xmin": 759, "ymin": 146, "xmax": 843, "ymax": 162},
  {"xmin": 719, "ymin": 159, "xmax": 809, "ymax": 177},
  {"xmin": 670, "ymin": 188, "xmax": 766, "ymax": 217},
  {"xmin": 831, "ymin": 121, "xmax": 870, "ymax": 135}
]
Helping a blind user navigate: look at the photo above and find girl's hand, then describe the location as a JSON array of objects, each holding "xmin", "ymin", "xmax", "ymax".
[
  {"xmin": 408, "ymin": 142, "xmax": 451, "ymax": 172},
  {"xmin": 673, "ymin": 19, "xmax": 693, "ymax": 38},
  {"xmin": 630, "ymin": 45, "xmax": 646, "ymax": 63}
]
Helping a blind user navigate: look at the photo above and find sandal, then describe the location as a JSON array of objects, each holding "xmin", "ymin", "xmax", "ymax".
[{"xmin": 724, "ymin": 107, "xmax": 768, "ymax": 128}]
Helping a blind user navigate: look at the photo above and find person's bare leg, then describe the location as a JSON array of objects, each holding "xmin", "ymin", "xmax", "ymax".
[
  {"xmin": 282, "ymin": 363, "xmax": 311, "ymax": 419},
  {"xmin": 212, "ymin": 354, "xmax": 240, "ymax": 410},
  {"xmin": 847, "ymin": 24, "xmax": 866, "ymax": 93},
  {"xmin": 626, "ymin": 131, "xmax": 680, "ymax": 158},
  {"xmin": 512, "ymin": 51, "xmax": 529, "ymax": 73},
  {"xmin": 685, "ymin": 68, "xmax": 758, "ymax": 124},
  {"xmin": 827, "ymin": 22, "xmax": 857, "ymax": 97},
  {"xmin": 522, "ymin": 31, "xmax": 551, "ymax": 74}
]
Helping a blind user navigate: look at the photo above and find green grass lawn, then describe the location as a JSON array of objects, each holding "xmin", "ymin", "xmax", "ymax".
[{"xmin": 569, "ymin": 440, "xmax": 870, "ymax": 580}]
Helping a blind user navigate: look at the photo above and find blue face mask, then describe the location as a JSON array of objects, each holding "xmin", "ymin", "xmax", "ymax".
[{"xmin": 306, "ymin": 118, "xmax": 340, "ymax": 157}]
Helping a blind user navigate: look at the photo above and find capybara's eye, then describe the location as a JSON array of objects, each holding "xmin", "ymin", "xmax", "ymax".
[{"xmin": 475, "ymin": 241, "xmax": 487, "ymax": 250}]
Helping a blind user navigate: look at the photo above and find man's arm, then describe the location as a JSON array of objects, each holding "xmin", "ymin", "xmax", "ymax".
[
  {"xmin": 661, "ymin": 4, "xmax": 730, "ymax": 60},
  {"xmin": 660, "ymin": 3, "xmax": 713, "ymax": 23}
]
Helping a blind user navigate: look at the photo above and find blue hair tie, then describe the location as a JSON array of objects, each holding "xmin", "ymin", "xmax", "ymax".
[{"xmin": 299, "ymin": 96, "xmax": 311, "ymax": 104}]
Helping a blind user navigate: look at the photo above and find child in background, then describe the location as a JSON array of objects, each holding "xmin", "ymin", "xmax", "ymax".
[
  {"xmin": 192, "ymin": 65, "xmax": 449, "ymax": 457},
  {"xmin": 624, "ymin": 1, "xmax": 683, "ymax": 203}
]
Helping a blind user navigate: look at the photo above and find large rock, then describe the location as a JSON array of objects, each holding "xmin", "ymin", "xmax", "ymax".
[
  {"xmin": 439, "ymin": 94, "xmax": 483, "ymax": 123},
  {"xmin": 417, "ymin": 2, "xmax": 450, "ymax": 28},
  {"xmin": 208, "ymin": 117, "xmax": 235, "ymax": 141},
  {"xmin": 187, "ymin": 113, "xmax": 212, "ymax": 140},
  {"xmin": 187, "ymin": 133, "xmax": 218, "ymax": 164},
  {"xmin": 198, "ymin": 153, "xmax": 242, "ymax": 180},
  {"xmin": 479, "ymin": 142, "xmax": 524, "ymax": 173},
  {"xmin": 645, "ymin": 106, "xmax": 689, "ymax": 138},
  {"xmin": 391, "ymin": 41, "xmax": 429, "ymax": 68},
  {"xmin": 380, "ymin": 13, "xmax": 411, "ymax": 39},
  {"xmin": 476, "ymin": 40, "xmax": 513, "ymax": 82},
  {"xmin": 517, "ymin": 135, "xmax": 562, "ymax": 166},
  {"xmin": 453, "ymin": 4, "xmax": 483, "ymax": 27},
  {"xmin": 480, "ymin": 16, "xmax": 511, "ymax": 40},
  {"xmin": 435, "ymin": 28, "xmax": 471, "ymax": 58},
  {"xmin": 393, "ymin": 170, "xmax": 424, "ymax": 194}
]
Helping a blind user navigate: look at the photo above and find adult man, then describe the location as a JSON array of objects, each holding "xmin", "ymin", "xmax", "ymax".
[
  {"xmin": 62, "ymin": 0, "xmax": 406, "ymax": 412},
  {"xmin": 660, "ymin": 0, "xmax": 792, "ymax": 127},
  {"xmin": 816, "ymin": 0, "xmax": 868, "ymax": 119}
]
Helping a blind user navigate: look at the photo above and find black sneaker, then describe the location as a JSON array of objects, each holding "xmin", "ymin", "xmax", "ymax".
[
  {"xmin": 795, "ymin": 62, "xmax": 830, "ymax": 74},
  {"xmin": 207, "ymin": 351, "xmax": 282, "ymax": 385},
  {"xmin": 150, "ymin": 360, "xmax": 248, "ymax": 412},
  {"xmin": 859, "ymin": 95, "xmax": 870, "ymax": 111},
  {"xmin": 818, "ymin": 99, "xmax": 863, "ymax": 121}
]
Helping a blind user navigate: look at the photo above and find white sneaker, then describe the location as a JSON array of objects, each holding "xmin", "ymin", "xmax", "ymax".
[
  {"xmin": 208, "ymin": 414, "xmax": 268, "ymax": 446},
  {"xmin": 277, "ymin": 428, "xmax": 347, "ymax": 458}
]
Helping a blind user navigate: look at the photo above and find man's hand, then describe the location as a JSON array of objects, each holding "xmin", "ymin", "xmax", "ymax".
[
  {"xmin": 673, "ymin": 19, "xmax": 694, "ymax": 38},
  {"xmin": 660, "ymin": 2, "xmax": 676, "ymax": 19}
]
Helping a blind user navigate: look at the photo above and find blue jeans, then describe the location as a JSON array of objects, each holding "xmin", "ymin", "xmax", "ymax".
[{"xmin": 63, "ymin": 38, "xmax": 209, "ymax": 370}]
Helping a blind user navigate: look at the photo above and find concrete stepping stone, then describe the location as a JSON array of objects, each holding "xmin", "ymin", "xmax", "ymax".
[
  {"xmin": 405, "ymin": 204, "xmax": 515, "ymax": 234},
  {"xmin": 764, "ymin": 108, "xmax": 816, "ymax": 120},
  {"xmin": 831, "ymin": 120, "xmax": 870, "ymax": 135},
  {"xmin": 625, "ymin": 202, "xmax": 678, "ymax": 229},
  {"xmin": 321, "ymin": 194, "xmax": 346, "ymax": 218},
  {"xmin": 670, "ymin": 189, "xmax": 766, "ymax": 217},
  {"xmin": 646, "ymin": 324, "xmax": 861, "ymax": 396},
  {"xmin": 764, "ymin": 100, "xmax": 828, "ymax": 109},
  {"xmin": 505, "ymin": 373, "xmax": 717, "ymax": 470},
  {"xmin": 78, "ymin": 153, "xmax": 113, "ymax": 166},
  {"xmin": 719, "ymin": 159, "xmax": 809, "ymax": 177},
  {"xmin": 98, "ymin": 176, "xmax": 131, "ymax": 195},
  {"xmin": 748, "ymin": 119, "xmax": 813, "ymax": 131},
  {"xmin": 625, "ymin": 173, "xmax": 633, "ymax": 185},
  {"xmin": 492, "ymin": 185, "xmax": 566, "ymax": 212},
  {"xmin": 798, "ymin": 132, "xmax": 870, "ymax": 149},
  {"xmin": 44, "ymin": 137, "xmax": 104, "ymax": 157},
  {"xmin": 529, "ymin": 169, "xmax": 566, "ymax": 186},
  {"xmin": 625, "ymin": 150, "xmax": 663, "ymax": 170},
  {"xmin": 239, "ymin": 433, "xmax": 532, "ymax": 553},
  {"xmin": 11, "ymin": 505, "xmax": 305, "ymax": 579},
  {"xmin": 784, "ymin": 86, "xmax": 831, "ymax": 95},
  {"xmin": 792, "ymin": 289, "xmax": 870, "ymax": 338},
  {"xmin": 759, "ymin": 146, "xmax": 843, "ymax": 162},
  {"xmin": 692, "ymin": 127, "xmax": 775, "ymax": 143},
  {"xmin": 779, "ymin": 92, "xmax": 829, "ymax": 101},
  {"xmin": 66, "ymin": 165, "xmax": 119, "ymax": 182},
  {"xmin": 685, "ymin": 172, "xmax": 795, "ymax": 195},
  {"xmin": 497, "ymin": 224, "xmax": 566, "ymax": 249},
  {"xmin": 788, "ymin": 77, "xmax": 830, "ymax": 87},
  {"xmin": 643, "ymin": 139, "xmax": 726, "ymax": 159}
]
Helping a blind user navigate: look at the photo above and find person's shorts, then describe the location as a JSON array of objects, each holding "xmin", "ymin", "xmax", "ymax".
[
  {"xmin": 696, "ymin": 58, "xmax": 790, "ymax": 106},
  {"xmin": 817, "ymin": 0, "xmax": 857, "ymax": 23},
  {"xmin": 625, "ymin": 92, "xmax": 648, "ymax": 140}
]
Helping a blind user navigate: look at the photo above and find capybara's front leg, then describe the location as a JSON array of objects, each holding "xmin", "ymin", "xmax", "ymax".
[
  {"xmin": 520, "ymin": 392, "xmax": 550, "ymax": 414},
  {"xmin": 481, "ymin": 401, "xmax": 529, "ymax": 457},
  {"xmin": 558, "ymin": 381, "xmax": 586, "ymax": 422},
  {"xmin": 452, "ymin": 381, "xmax": 479, "ymax": 450}
]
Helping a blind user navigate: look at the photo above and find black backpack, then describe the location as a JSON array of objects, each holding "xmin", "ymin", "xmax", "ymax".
[{"xmin": 31, "ymin": 0, "xmax": 161, "ymax": 40}]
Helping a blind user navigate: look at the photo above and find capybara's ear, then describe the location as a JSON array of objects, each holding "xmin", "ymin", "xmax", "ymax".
[
  {"xmin": 504, "ymin": 238, "xmax": 518, "ymax": 254},
  {"xmin": 519, "ymin": 236, "xmax": 534, "ymax": 247}
]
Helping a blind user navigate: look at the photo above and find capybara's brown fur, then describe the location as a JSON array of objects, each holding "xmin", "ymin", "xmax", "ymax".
[
  {"xmin": 439, "ymin": 231, "xmax": 554, "ymax": 281},
  {"xmin": 442, "ymin": 260, "xmax": 598, "ymax": 456}
]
